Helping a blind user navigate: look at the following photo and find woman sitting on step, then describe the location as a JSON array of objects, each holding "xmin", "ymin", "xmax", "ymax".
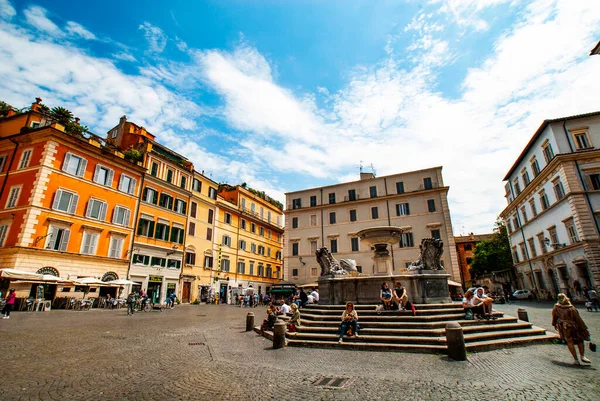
[
  {"xmin": 258, "ymin": 306, "xmax": 277, "ymax": 335},
  {"xmin": 392, "ymin": 282, "xmax": 408, "ymax": 311},
  {"xmin": 339, "ymin": 302, "xmax": 359, "ymax": 343},
  {"xmin": 287, "ymin": 303, "xmax": 301, "ymax": 333},
  {"xmin": 462, "ymin": 290, "xmax": 485, "ymax": 320},
  {"xmin": 380, "ymin": 282, "xmax": 393, "ymax": 311}
]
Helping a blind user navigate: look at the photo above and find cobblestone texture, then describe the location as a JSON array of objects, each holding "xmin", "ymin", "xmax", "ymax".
[{"xmin": 0, "ymin": 302, "xmax": 598, "ymax": 400}]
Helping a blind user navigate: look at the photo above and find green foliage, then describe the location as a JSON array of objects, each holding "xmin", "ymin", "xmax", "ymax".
[
  {"xmin": 469, "ymin": 221, "xmax": 513, "ymax": 279},
  {"xmin": 50, "ymin": 106, "xmax": 74, "ymax": 125},
  {"xmin": 0, "ymin": 101, "xmax": 11, "ymax": 117},
  {"xmin": 123, "ymin": 148, "xmax": 143, "ymax": 163},
  {"xmin": 38, "ymin": 104, "xmax": 50, "ymax": 114},
  {"xmin": 190, "ymin": 299, "xmax": 200, "ymax": 305},
  {"xmin": 65, "ymin": 122, "xmax": 88, "ymax": 136}
]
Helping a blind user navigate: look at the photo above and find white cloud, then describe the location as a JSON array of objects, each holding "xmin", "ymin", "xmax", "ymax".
[
  {"xmin": 65, "ymin": 21, "xmax": 96, "ymax": 40},
  {"xmin": 139, "ymin": 22, "xmax": 167, "ymax": 53},
  {"xmin": 23, "ymin": 6, "xmax": 63, "ymax": 37},
  {"xmin": 0, "ymin": 0, "xmax": 16, "ymax": 20},
  {"xmin": 428, "ymin": 0, "xmax": 515, "ymax": 31},
  {"xmin": 113, "ymin": 52, "xmax": 137, "ymax": 62}
]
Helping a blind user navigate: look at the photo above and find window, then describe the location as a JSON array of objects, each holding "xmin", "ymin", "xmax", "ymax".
[
  {"xmin": 86, "ymin": 199, "xmax": 107, "ymax": 220},
  {"xmin": 0, "ymin": 155, "xmax": 7, "ymax": 172},
  {"xmin": 190, "ymin": 202, "xmax": 197, "ymax": 218},
  {"xmin": 464, "ymin": 244, "xmax": 472, "ymax": 251},
  {"xmin": 240, "ymin": 219, "xmax": 246, "ymax": 230},
  {"xmin": 240, "ymin": 198, "xmax": 246, "ymax": 210},
  {"xmin": 423, "ymin": 177, "xmax": 433, "ymax": 190},
  {"xmin": 137, "ymin": 217, "xmax": 155, "ymax": 237},
  {"xmin": 188, "ymin": 222, "xmax": 196, "ymax": 236},
  {"xmin": 45, "ymin": 226, "xmax": 70, "ymax": 251},
  {"xmin": 573, "ymin": 130, "xmax": 592, "ymax": 150},
  {"xmin": 180, "ymin": 176, "xmax": 187, "ymax": 189},
  {"xmin": 143, "ymin": 187, "xmax": 158, "ymax": 204},
  {"xmin": 311, "ymin": 267, "xmax": 318, "ymax": 276},
  {"xmin": 348, "ymin": 189, "xmax": 356, "ymax": 201},
  {"xmin": 330, "ymin": 239, "xmax": 338, "ymax": 253},
  {"xmin": 62, "ymin": 152, "xmax": 87, "ymax": 176},
  {"xmin": 329, "ymin": 212, "xmax": 336, "ymax": 224},
  {"xmin": 399, "ymin": 232, "xmax": 414, "ymax": 248},
  {"xmin": 292, "ymin": 242, "xmax": 299, "ymax": 256},
  {"xmin": 192, "ymin": 178, "xmax": 201, "ymax": 192},
  {"xmin": 292, "ymin": 198, "xmax": 302, "ymax": 209},
  {"xmin": 275, "ymin": 250, "xmax": 281, "ymax": 260},
  {"xmin": 108, "ymin": 236, "xmax": 124, "ymax": 258},
  {"xmin": 159, "ymin": 193, "xmax": 174, "ymax": 210},
  {"xmin": 81, "ymin": 231, "xmax": 99, "ymax": 255},
  {"xmin": 513, "ymin": 178, "xmax": 521, "ymax": 195},
  {"xmin": 208, "ymin": 187, "xmax": 217, "ymax": 199},
  {"xmin": 527, "ymin": 238, "xmax": 537, "ymax": 258},
  {"xmin": 19, "ymin": 149, "xmax": 33, "ymax": 169},
  {"xmin": 539, "ymin": 190, "xmax": 550, "ymax": 210},
  {"xmin": 310, "ymin": 214, "xmax": 317, "ymax": 226},
  {"xmin": 258, "ymin": 245, "xmax": 265, "ymax": 256},
  {"xmin": 396, "ymin": 181, "xmax": 404, "ymax": 194},
  {"xmin": 186, "ymin": 252, "xmax": 196, "ymax": 265},
  {"xmin": 351, "ymin": 237, "xmax": 359, "ymax": 252},
  {"xmin": 259, "ymin": 227, "xmax": 265, "ymax": 236},
  {"xmin": 239, "ymin": 240, "xmax": 246, "ymax": 250},
  {"xmin": 512, "ymin": 246, "xmax": 520, "ymax": 263},
  {"xmin": 519, "ymin": 242, "xmax": 527, "ymax": 261},
  {"xmin": 251, "ymin": 223, "xmax": 256, "ymax": 233},
  {"xmin": 507, "ymin": 220, "xmax": 513, "ymax": 234},
  {"xmin": 151, "ymin": 257, "xmax": 166, "ymax": 267},
  {"xmin": 520, "ymin": 206, "xmax": 528, "ymax": 223},
  {"xmin": 208, "ymin": 209, "xmax": 214, "ymax": 224},
  {"xmin": 349, "ymin": 209, "xmax": 357, "ymax": 222},
  {"xmin": 553, "ymin": 178, "xmax": 565, "ymax": 200},
  {"xmin": 224, "ymin": 212, "xmax": 232, "ymax": 225},
  {"xmin": 537, "ymin": 233, "xmax": 547, "ymax": 254},
  {"xmin": 529, "ymin": 199, "xmax": 538, "ymax": 217},
  {"xmin": 329, "ymin": 193, "xmax": 336, "ymax": 204},
  {"xmin": 222, "ymin": 235, "xmax": 232, "ymax": 247},
  {"xmin": 292, "ymin": 268, "xmax": 299, "ymax": 277},
  {"xmin": 251, "ymin": 243, "xmax": 257, "ymax": 253},
  {"xmin": 548, "ymin": 226, "xmax": 559, "ymax": 246},
  {"xmin": 170, "ymin": 226, "xmax": 184, "ymax": 244},
  {"xmin": 93, "ymin": 165, "xmax": 114, "ymax": 186},
  {"xmin": 513, "ymin": 216, "xmax": 520, "ymax": 230},
  {"xmin": 310, "ymin": 196, "xmax": 317, "ymax": 207},
  {"xmin": 166, "ymin": 169, "xmax": 173, "ymax": 183},
  {"xmin": 371, "ymin": 207, "xmax": 379, "ymax": 219},
  {"xmin": 5, "ymin": 186, "xmax": 20, "ymax": 209},
  {"xmin": 237, "ymin": 261, "xmax": 245, "ymax": 274},
  {"xmin": 167, "ymin": 259, "xmax": 181, "ymax": 269},
  {"xmin": 590, "ymin": 174, "xmax": 600, "ymax": 190},
  {"xmin": 396, "ymin": 203, "xmax": 410, "ymax": 216},
  {"xmin": 521, "ymin": 169, "xmax": 530, "ymax": 187},
  {"xmin": 267, "ymin": 211, "xmax": 271, "ymax": 223},
  {"xmin": 206, "ymin": 227, "xmax": 212, "ymax": 241},
  {"xmin": 204, "ymin": 256, "xmax": 213, "ymax": 268},
  {"xmin": 150, "ymin": 162, "xmax": 158, "ymax": 177},
  {"xmin": 260, "ymin": 207, "xmax": 264, "ymax": 218},
  {"xmin": 427, "ymin": 199, "xmax": 436, "ymax": 213},
  {"xmin": 431, "ymin": 229, "xmax": 441, "ymax": 240},
  {"xmin": 542, "ymin": 141, "xmax": 555, "ymax": 163},
  {"xmin": 221, "ymin": 259, "xmax": 231, "ymax": 272},
  {"xmin": 112, "ymin": 206, "xmax": 131, "ymax": 226},
  {"xmin": 133, "ymin": 254, "xmax": 150, "ymax": 265},
  {"xmin": 565, "ymin": 218, "xmax": 579, "ymax": 244},
  {"xmin": 466, "ymin": 257, "xmax": 473, "ymax": 265},
  {"xmin": 155, "ymin": 221, "xmax": 170, "ymax": 241},
  {"xmin": 118, "ymin": 174, "xmax": 136, "ymax": 194},
  {"xmin": 369, "ymin": 186, "xmax": 377, "ymax": 198},
  {"xmin": 0, "ymin": 224, "xmax": 9, "ymax": 247},
  {"xmin": 310, "ymin": 240, "xmax": 317, "ymax": 254},
  {"xmin": 531, "ymin": 156, "xmax": 540, "ymax": 177},
  {"xmin": 249, "ymin": 262, "xmax": 254, "ymax": 275}
]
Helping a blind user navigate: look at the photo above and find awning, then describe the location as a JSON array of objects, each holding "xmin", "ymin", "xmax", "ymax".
[
  {"xmin": 299, "ymin": 282, "xmax": 318, "ymax": 289},
  {"xmin": 268, "ymin": 288, "xmax": 295, "ymax": 294},
  {"xmin": 73, "ymin": 278, "xmax": 118, "ymax": 286},
  {"xmin": 448, "ymin": 280, "xmax": 462, "ymax": 287},
  {"xmin": 104, "ymin": 279, "xmax": 138, "ymax": 286},
  {"xmin": 0, "ymin": 269, "xmax": 45, "ymax": 280}
]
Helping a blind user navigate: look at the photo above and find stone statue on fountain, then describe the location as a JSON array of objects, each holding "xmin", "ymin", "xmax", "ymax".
[
  {"xmin": 316, "ymin": 247, "xmax": 358, "ymax": 276},
  {"xmin": 408, "ymin": 238, "xmax": 445, "ymax": 271}
]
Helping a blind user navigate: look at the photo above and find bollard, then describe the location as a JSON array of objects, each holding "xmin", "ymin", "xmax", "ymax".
[
  {"xmin": 445, "ymin": 322, "xmax": 467, "ymax": 361},
  {"xmin": 273, "ymin": 320, "xmax": 287, "ymax": 349},
  {"xmin": 517, "ymin": 308, "xmax": 529, "ymax": 322},
  {"xmin": 246, "ymin": 312, "xmax": 255, "ymax": 332}
]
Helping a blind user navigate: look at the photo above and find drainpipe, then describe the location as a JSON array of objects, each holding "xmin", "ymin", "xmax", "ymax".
[
  {"xmin": 383, "ymin": 177, "xmax": 395, "ymax": 272},
  {"xmin": 126, "ymin": 162, "xmax": 146, "ymax": 282},
  {"xmin": 0, "ymin": 139, "xmax": 20, "ymax": 201},
  {"xmin": 320, "ymin": 188, "xmax": 324, "ymax": 248}
]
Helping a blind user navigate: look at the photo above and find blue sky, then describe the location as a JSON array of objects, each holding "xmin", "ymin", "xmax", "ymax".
[{"xmin": 1, "ymin": 0, "xmax": 600, "ymax": 234}]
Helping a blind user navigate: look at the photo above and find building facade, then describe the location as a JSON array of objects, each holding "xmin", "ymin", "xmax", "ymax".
[
  {"xmin": 213, "ymin": 185, "xmax": 284, "ymax": 304},
  {"xmin": 0, "ymin": 100, "xmax": 143, "ymax": 299},
  {"xmin": 284, "ymin": 169, "xmax": 460, "ymax": 285},
  {"xmin": 500, "ymin": 112, "xmax": 600, "ymax": 301},
  {"xmin": 454, "ymin": 233, "xmax": 493, "ymax": 289}
]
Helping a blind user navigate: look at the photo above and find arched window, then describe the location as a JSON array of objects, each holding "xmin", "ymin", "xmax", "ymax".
[
  {"xmin": 101, "ymin": 271, "xmax": 119, "ymax": 282},
  {"xmin": 37, "ymin": 267, "xmax": 59, "ymax": 276}
]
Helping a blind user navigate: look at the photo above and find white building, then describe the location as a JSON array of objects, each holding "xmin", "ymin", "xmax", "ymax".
[
  {"xmin": 500, "ymin": 111, "xmax": 600, "ymax": 300},
  {"xmin": 284, "ymin": 169, "xmax": 460, "ymax": 285}
]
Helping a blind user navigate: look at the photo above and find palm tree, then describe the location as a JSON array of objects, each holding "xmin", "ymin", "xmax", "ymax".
[{"xmin": 50, "ymin": 106, "xmax": 73, "ymax": 125}]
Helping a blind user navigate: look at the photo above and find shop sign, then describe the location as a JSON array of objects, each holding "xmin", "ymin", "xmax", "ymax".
[{"xmin": 149, "ymin": 276, "xmax": 163, "ymax": 283}]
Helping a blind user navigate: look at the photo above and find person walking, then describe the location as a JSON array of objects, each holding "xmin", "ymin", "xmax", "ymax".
[
  {"xmin": 2, "ymin": 289, "xmax": 16, "ymax": 319},
  {"xmin": 587, "ymin": 288, "xmax": 599, "ymax": 312},
  {"xmin": 552, "ymin": 293, "xmax": 591, "ymax": 365},
  {"xmin": 126, "ymin": 291, "xmax": 136, "ymax": 316}
]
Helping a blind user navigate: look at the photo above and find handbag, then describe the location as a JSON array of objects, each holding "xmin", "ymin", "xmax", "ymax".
[{"xmin": 589, "ymin": 335, "xmax": 597, "ymax": 353}]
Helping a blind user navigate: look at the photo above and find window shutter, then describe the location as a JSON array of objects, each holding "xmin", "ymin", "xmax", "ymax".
[
  {"xmin": 129, "ymin": 178, "xmax": 136, "ymax": 195},
  {"xmin": 142, "ymin": 187, "xmax": 148, "ymax": 202},
  {"xmin": 182, "ymin": 201, "xmax": 187, "ymax": 215},
  {"xmin": 124, "ymin": 209, "xmax": 130, "ymax": 226},
  {"xmin": 62, "ymin": 153, "xmax": 71, "ymax": 172},
  {"xmin": 77, "ymin": 158, "xmax": 87, "ymax": 177},
  {"xmin": 69, "ymin": 194, "xmax": 79, "ymax": 214},
  {"xmin": 159, "ymin": 194, "xmax": 164, "ymax": 207},
  {"xmin": 93, "ymin": 165, "xmax": 100, "ymax": 183},
  {"xmin": 168, "ymin": 197, "xmax": 173, "ymax": 210},
  {"xmin": 118, "ymin": 175, "xmax": 125, "ymax": 192},
  {"xmin": 52, "ymin": 190, "xmax": 62, "ymax": 210},
  {"xmin": 82, "ymin": 233, "xmax": 91, "ymax": 254},
  {"xmin": 164, "ymin": 226, "xmax": 170, "ymax": 241},
  {"xmin": 406, "ymin": 203, "xmax": 410, "ymax": 215},
  {"xmin": 106, "ymin": 169, "xmax": 114, "ymax": 186},
  {"xmin": 85, "ymin": 200, "xmax": 93, "ymax": 218},
  {"xmin": 45, "ymin": 226, "xmax": 55, "ymax": 249},
  {"xmin": 409, "ymin": 233, "xmax": 414, "ymax": 247},
  {"xmin": 137, "ymin": 219, "xmax": 144, "ymax": 235},
  {"xmin": 152, "ymin": 190, "xmax": 158, "ymax": 205},
  {"xmin": 112, "ymin": 207, "xmax": 118, "ymax": 224},
  {"xmin": 99, "ymin": 202, "xmax": 107, "ymax": 221},
  {"xmin": 178, "ymin": 230, "xmax": 184, "ymax": 244},
  {"xmin": 148, "ymin": 221, "xmax": 155, "ymax": 237},
  {"xmin": 59, "ymin": 229, "xmax": 70, "ymax": 251}
]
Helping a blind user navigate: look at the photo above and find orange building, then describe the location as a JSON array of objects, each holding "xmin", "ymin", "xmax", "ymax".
[
  {"xmin": 455, "ymin": 233, "xmax": 493, "ymax": 289},
  {"xmin": 0, "ymin": 100, "xmax": 144, "ymax": 300}
]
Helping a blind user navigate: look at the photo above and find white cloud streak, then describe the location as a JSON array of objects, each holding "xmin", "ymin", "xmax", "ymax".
[
  {"xmin": 65, "ymin": 21, "xmax": 96, "ymax": 40},
  {"xmin": 139, "ymin": 22, "xmax": 167, "ymax": 53},
  {"xmin": 0, "ymin": 0, "xmax": 15, "ymax": 20},
  {"xmin": 23, "ymin": 5, "xmax": 63, "ymax": 37}
]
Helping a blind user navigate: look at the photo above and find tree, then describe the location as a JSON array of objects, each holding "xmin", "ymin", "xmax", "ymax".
[
  {"xmin": 0, "ymin": 101, "xmax": 11, "ymax": 116},
  {"xmin": 469, "ymin": 221, "xmax": 513, "ymax": 279},
  {"xmin": 50, "ymin": 106, "xmax": 73, "ymax": 125}
]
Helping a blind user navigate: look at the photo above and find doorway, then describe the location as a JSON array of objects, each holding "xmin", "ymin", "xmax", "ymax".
[
  {"xmin": 148, "ymin": 282, "xmax": 162, "ymax": 304},
  {"xmin": 219, "ymin": 283, "xmax": 228, "ymax": 304},
  {"xmin": 548, "ymin": 269, "xmax": 559, "ymax": 298},
  {"xmin": 182, "ymin": 282, "xmax": 191, "ymax": 303}
]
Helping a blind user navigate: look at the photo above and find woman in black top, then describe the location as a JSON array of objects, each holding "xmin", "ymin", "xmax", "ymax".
[
  {"xmin": 393, "ymin": 282, "xmax": 408, "ymax": 310},
  {"xmin": 380, "ymin": 282, "xmax": 393, "ymax": 310}
]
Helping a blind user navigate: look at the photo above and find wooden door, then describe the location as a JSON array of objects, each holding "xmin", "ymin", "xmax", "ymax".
[{"xmin": 182, "ymin": 282, "xmax": 191, "ymax": 303}]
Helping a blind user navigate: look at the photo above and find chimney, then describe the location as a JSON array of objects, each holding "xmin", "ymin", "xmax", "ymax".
[
  {"xmin": 31, "ymin": 97, "xmax": 42, "ymax": 112},
  {"xmin": 120, "ymin": 115, "xmax": 127, "ymax": 124},
  {"xmin": 360, "ymin": 172, "xmax": 375, "ymax": 180},
  {"xmin": 201, "ymin": 170, "xmax": 204, "ymax": 175},
  {"xmin": 74, "ymin": 117, "xmax": 80, "ymax": 125}
]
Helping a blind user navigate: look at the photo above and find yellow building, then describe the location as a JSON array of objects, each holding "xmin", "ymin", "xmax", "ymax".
[
  {"xmin": 181, "ymin": 170, "xmax": 218, "ymax": 303},
  {"xmin": 214, "ymin": 185, "xmax": 283, "ymax": 303}
]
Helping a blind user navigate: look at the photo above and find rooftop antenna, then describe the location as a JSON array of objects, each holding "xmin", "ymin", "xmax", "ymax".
[
  {"xmin": 370, "ymin": 163, "xmax": 377, "ymax": 177},
  {"xmin": 359, "ymin": 160, "xmax": 364, "ymax": 173}
]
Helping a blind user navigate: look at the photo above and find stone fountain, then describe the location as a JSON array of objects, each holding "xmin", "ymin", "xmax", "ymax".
[{"xmin": 317, "ymin": 226, "xmax": 452, "ymax": 305}]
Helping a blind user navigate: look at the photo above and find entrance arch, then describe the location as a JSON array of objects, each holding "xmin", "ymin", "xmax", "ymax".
[{"xmin": 36, "ymin": 267, "xmax": 59, "ymax": 276}]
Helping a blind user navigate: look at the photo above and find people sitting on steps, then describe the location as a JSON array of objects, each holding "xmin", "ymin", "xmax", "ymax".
[
  {"xmin": 339, "ymin": 302, "xmax": 359, "ymax": 344},
  {"xmin": 279, "ymin": 300, "xmax": 291, "ymax": 315},
  {"xmin": 287, "ymin": 303, "xmax": 301, "ymax": 333},
  {"xmin": 392, "ymin": 282, "xmax": 408, "ymax": 311},
  {"xmin": 258, "ymin": 306, "xmax": 277, "ymax": 335},
  {"xmin": 474, "ymin": 287, "xmax": 496, "ymax": 320},
  {"xmin": 462, "ymin": 290, "xmax": 485, "ymax": 320},
  {"xmin": 380, "ymin": 282, "xmax": 393, "ymax": 311}
]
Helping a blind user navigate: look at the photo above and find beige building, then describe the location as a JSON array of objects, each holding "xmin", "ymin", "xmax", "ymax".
[{"xmin": 284, "ymin": 169, "xmax": 460, "ymax": 285}]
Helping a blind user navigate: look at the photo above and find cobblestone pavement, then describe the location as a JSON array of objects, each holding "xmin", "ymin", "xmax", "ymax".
[{"xmin": 0, "ymin": 303, "xmax": 598, "ymax": 400}]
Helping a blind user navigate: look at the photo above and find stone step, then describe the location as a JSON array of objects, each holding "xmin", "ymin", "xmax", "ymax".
[
  {"xmin": 465, "ymin": 333, "xmax": 559, "ymax": 353},
  {"xmin": 287, "ymin": 339, "xmax": 447, "ymax": 353},
  {"xmin": 463, "ymin": 327, "xmax": 548, "ymax": 342},
  {"xmin": 300, "ymin": 307, "xmax": 465, "ymax": 316},
  {"xmin": 303, "ymin": 303, "xmax": 460, "ymax": 310},
  {"xmin": 300, "ymin": 312, "xmax": 488, "ymax": 322},
  {"xmin": 298, "ymin": 316, "xmax": 516, "ymax": 329}
]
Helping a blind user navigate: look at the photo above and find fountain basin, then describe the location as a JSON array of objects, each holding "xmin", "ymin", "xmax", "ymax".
[{"xmin": 356, "ymin": 226, "xmax": 403, "ymax": 247}]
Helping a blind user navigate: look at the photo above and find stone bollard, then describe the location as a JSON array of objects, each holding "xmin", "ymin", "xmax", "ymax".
[
  {"xmin": 445, "ymin": 322, "xmax": 467, "ymax": 361},
  {"xmin": 517, "ymin": 308, "xmax": 529, "ymax": 322},
  {"xmin": 273, "ymin": 320, "xmax": 287, "ymax": 349},
  {"xmin": 246, "ymin": 312, "xmax": 255, "ymax": 332}
]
